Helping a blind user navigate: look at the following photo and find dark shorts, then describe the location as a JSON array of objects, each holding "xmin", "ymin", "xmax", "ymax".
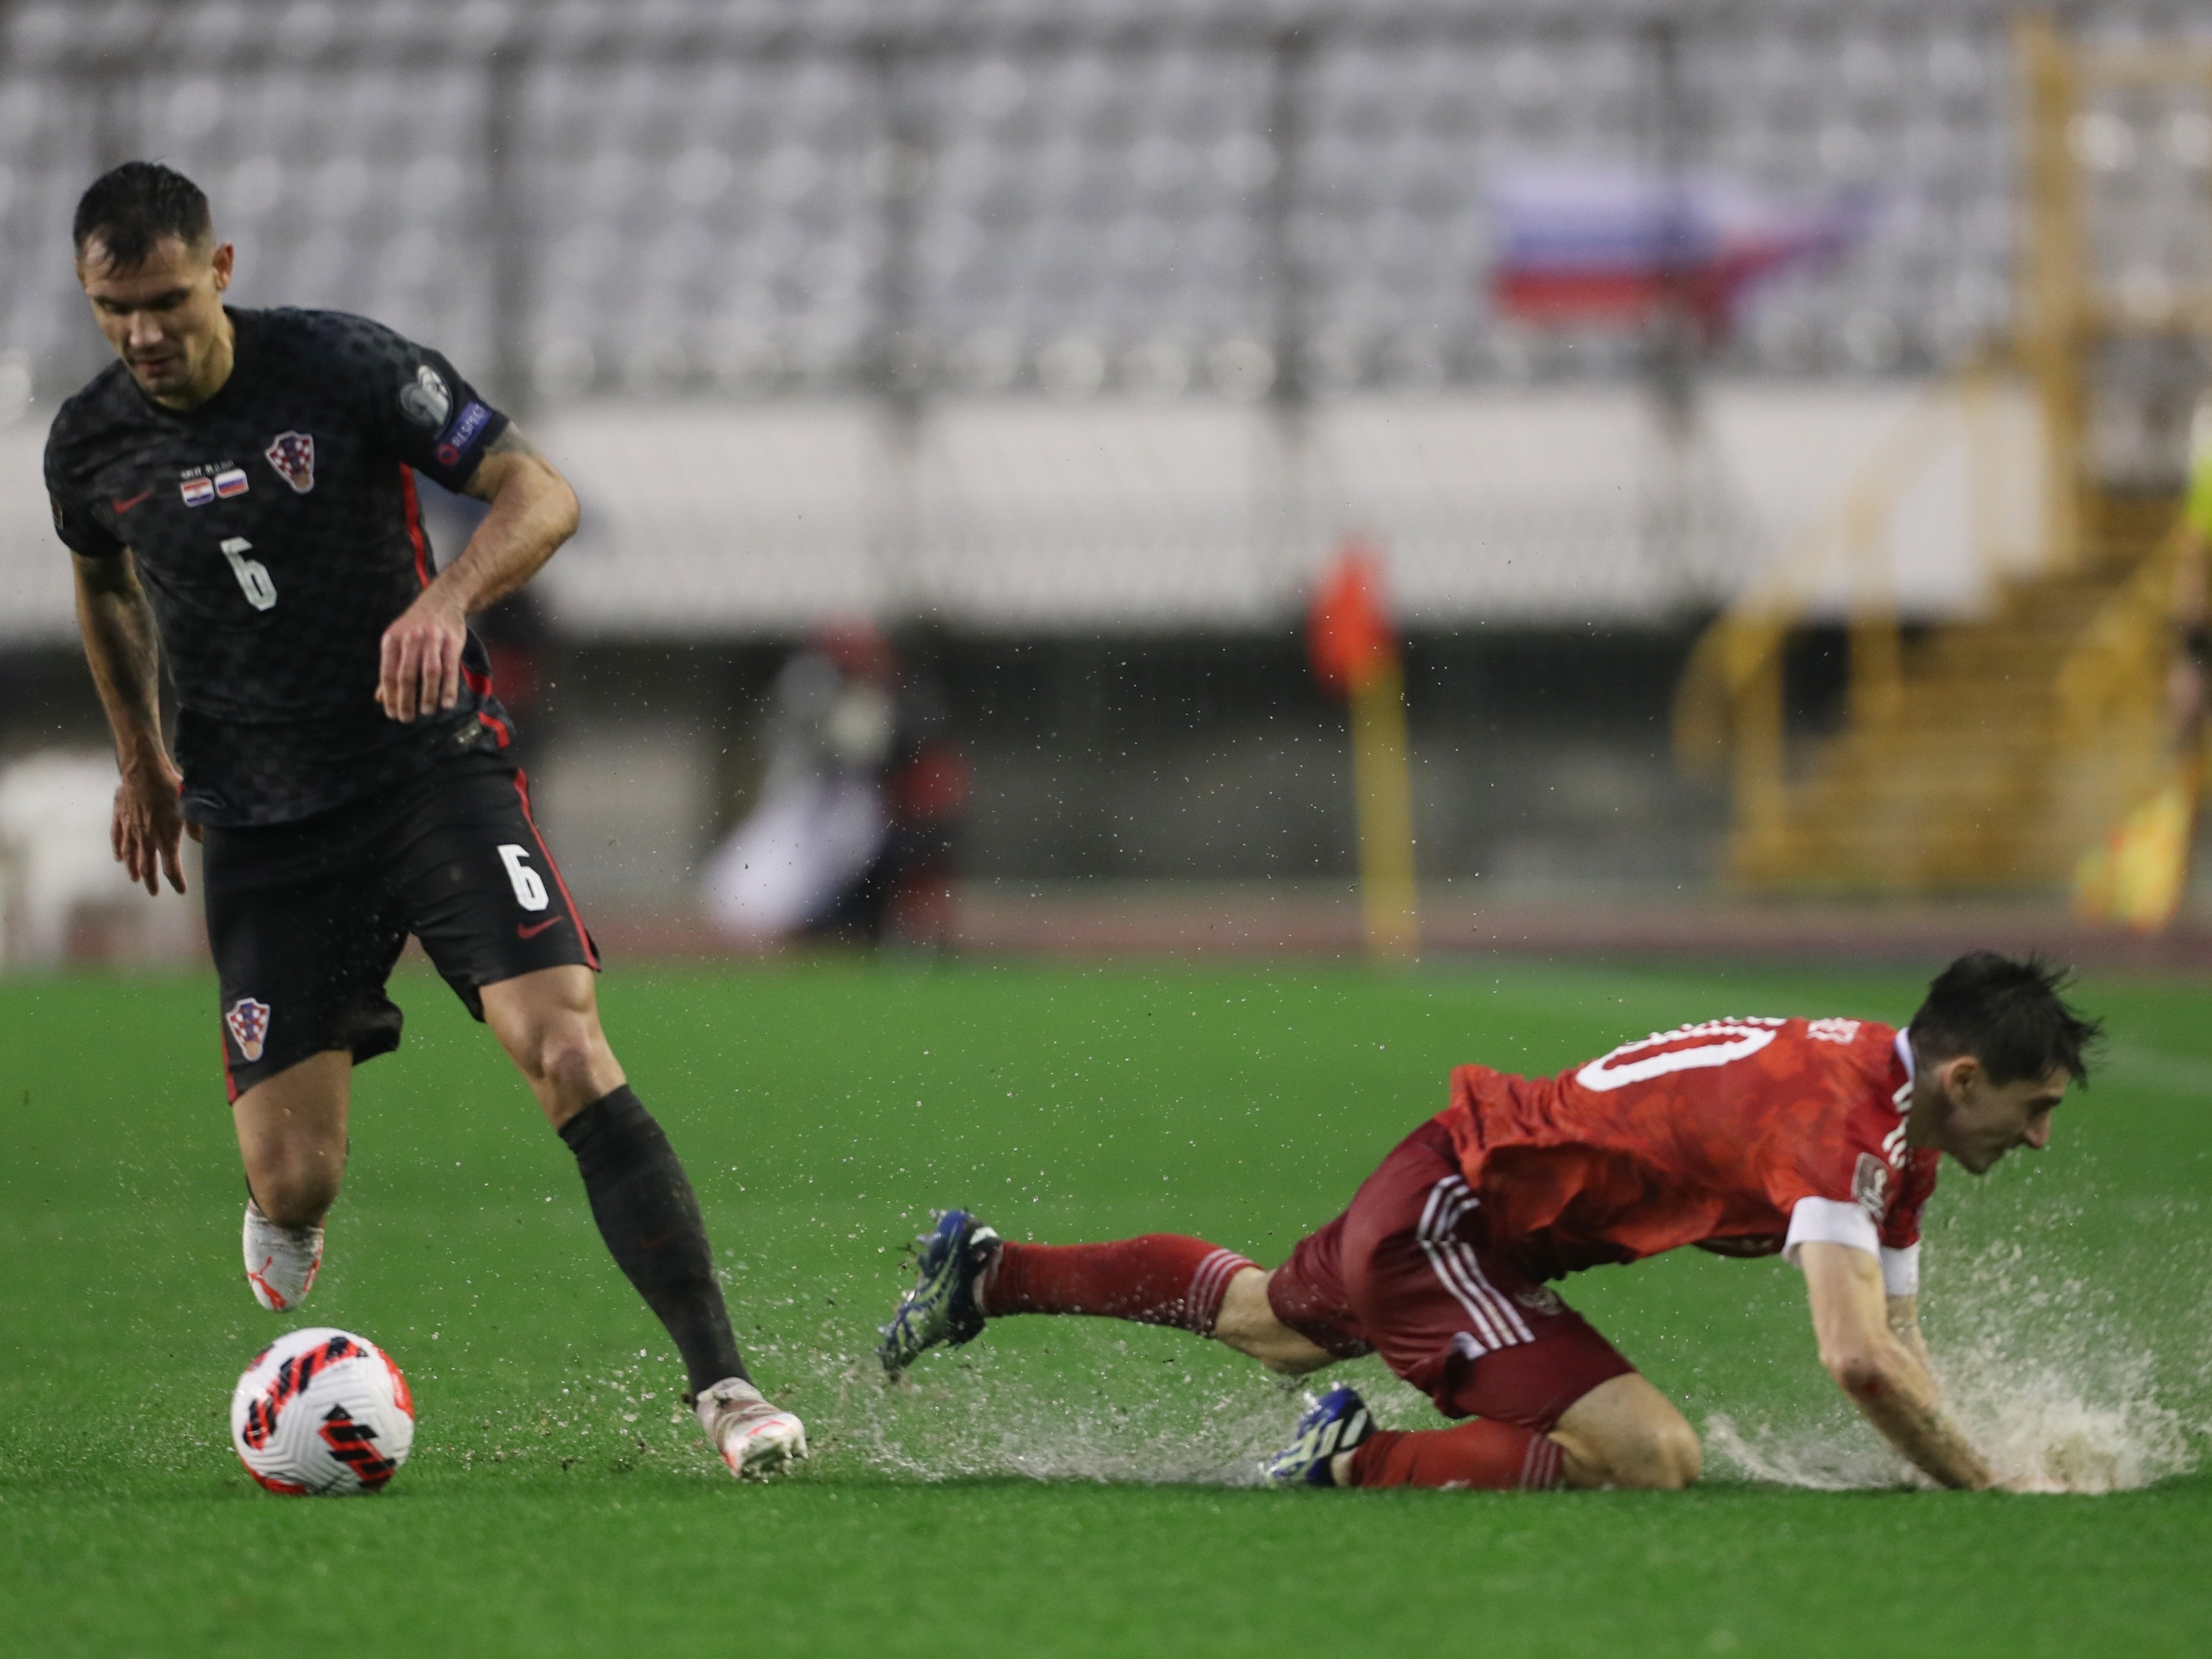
[
  {"xmin": 1266, "ymin": 1119, "xmax": 1637, "ymax": 1432},
  {"xmin": 203, "ymin": 757, "xmax": 597, "ymax": 1099}
]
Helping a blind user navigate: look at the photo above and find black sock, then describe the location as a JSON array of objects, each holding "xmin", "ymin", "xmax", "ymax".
[{"xmin": 559, "ymin": 1085, "xmax": 748, "ymax": 1397}]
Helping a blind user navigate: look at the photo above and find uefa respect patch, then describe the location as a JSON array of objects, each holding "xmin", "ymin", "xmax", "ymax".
[{"xmin": 434, "ymin": 401, "xmax": 493, "ymax": 468}]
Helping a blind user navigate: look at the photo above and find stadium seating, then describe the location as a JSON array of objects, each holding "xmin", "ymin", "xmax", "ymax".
[{"xmin": 7, "ymin": 0, "xmax": 2205, "ymax": 404}]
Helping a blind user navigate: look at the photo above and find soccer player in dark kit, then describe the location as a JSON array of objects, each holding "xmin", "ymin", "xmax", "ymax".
[{"xmin": 46, "ymin": 163, "xmax": 804, "ymax": 1478}]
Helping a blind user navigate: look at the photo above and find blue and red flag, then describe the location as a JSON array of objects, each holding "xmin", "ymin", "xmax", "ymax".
[{"xmin": 1490, "ymin": 163, "xmax": 1874, "ymax": 337}]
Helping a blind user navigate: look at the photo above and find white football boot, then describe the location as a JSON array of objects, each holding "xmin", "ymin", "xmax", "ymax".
[
  {"xmin": 695, "ymin": 1378, "xmax": 809, "ymax": 1480},
  {"xmin": 242, "ymin": 1198, "xmax": 323, "ymax": 1312}
]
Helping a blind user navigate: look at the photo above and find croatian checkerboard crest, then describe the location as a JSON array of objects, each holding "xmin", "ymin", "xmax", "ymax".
[
  {"xmin": 225, "ymin": 996, "xmax": 271, "ymax": 1063},
  {"xmin": 263, "ymin": 431, "xmax": 315, "ymax": 493}
]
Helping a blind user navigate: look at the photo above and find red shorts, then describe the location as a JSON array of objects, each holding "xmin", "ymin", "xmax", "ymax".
[{"xmin": 1266, "ymin": 1119, "xmax": 1636, "ymax": 1432}]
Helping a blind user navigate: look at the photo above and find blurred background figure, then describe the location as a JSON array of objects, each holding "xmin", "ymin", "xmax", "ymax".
[
  {"xmin": 0, "ymin": 750, "xmax": 197, "ymax": 966},
  {"xmin": 706, "ymin": 622, "xmax": 967, "ymax": 949}
]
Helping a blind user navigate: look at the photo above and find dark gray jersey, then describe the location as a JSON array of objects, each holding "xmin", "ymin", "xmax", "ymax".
[{"xmin": 44, "ymin": 306, "xmax": 516, "ymax": 825}]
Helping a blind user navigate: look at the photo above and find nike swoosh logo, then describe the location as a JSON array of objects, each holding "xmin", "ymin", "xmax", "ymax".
[
  {"xmin": 112, "ymin": 488, "xmax": 154, "ymax": 514},
  {"xmin": 516, "ymin": 916, "xmax": 569, "ymax": 939}
]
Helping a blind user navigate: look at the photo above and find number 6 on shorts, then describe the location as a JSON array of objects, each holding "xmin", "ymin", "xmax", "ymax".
[{"xmin": 497, "ymin": 843, "xmax": 550, "ymax": 911}]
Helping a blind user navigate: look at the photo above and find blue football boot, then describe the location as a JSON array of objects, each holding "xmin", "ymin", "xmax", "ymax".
[
  {"xmin": 1262, "ymin": 1385, "xmax": 1376, "ymax": 1487},
  {"xmin": 877, "ymin": 1209, "xmax": 1003, "ymax": 1375}
]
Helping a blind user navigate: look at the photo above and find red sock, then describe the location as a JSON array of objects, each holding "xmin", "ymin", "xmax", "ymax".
[
  {"xmin": 980, "ymin": 1236, "xmax": 1256, "ymax": 1336},
  {"xmin": 1347, "ymin": 1421, "xmax": 1566, "ymax": 1491}
]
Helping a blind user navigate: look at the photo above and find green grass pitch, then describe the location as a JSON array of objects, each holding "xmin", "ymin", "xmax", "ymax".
[{"xmin": 2, "ymin": 959, "xmax": 2207, "ymax": 1657}]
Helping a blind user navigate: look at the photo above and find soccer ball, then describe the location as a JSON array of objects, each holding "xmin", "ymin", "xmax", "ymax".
[{"xmin": 230, "ymin": 1327, "xmax": 415, "ymax": 1496}]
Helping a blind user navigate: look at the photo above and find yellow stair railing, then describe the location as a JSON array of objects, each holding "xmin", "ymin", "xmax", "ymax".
[
  {"xmin": 1676, "ymin": 14, "xmax": 2209, "ymax": 900},
  {"xmin": 1674, "ymin": 423, "xmax": 2185, "ymax": 892}
]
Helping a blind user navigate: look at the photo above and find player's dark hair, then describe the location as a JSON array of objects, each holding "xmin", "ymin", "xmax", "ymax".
[
  {"xmin": 73, "ymin": 161, "xmax": 211, "ymax": 269},
  {"xmin": 1907, "ymin": 951, "xmax": 2101, "ymax": 1087}
]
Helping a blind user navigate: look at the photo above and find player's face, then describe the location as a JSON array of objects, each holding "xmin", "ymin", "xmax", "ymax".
[
  {"xmin": 77, "ymin": 233, "xmax": 235, "ymax": 408},
  {"xmin": 1936, "ymin": 1059, "xmax": 2068, "ymax": 1175}
]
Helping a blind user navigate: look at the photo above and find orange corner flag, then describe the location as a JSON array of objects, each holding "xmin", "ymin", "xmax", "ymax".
[
  {"xmin": 1308, "ymin": 542, "xmax": 1398, "ymax": 699},
  {"xmin": 1310, "ymin": 539, "xmax": 1417, "ymax": 961}
]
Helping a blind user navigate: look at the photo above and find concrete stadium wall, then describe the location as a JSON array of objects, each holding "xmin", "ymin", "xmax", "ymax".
[{"xmin": 0, "ymin": 379, "xmax": 2043, "ymax": 642}]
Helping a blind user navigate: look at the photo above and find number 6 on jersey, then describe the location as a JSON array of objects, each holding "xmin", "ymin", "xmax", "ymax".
[
  {"xmin": 218, "ymin": 536, "xmax": 278, "ymax": 611},
  {"xmin": 497, "ymin": 843, "xmax": 550, "ymax": 911}
]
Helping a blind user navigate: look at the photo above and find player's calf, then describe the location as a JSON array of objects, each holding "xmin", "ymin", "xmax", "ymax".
[
  {"xmin": 231, "ymin": 1051, "xmax": 350, "ymax": 1230},
  {"xmin": 1336, "ymin": 1417, "xmax": 1569, "ymax": 1491},
  {"xmin": 879, "ymin": 1219, "xmax": 1274, "ymax": 1374},
  {"xmin": 559, "ymin": 1084, "xmax": 753, "ymax": 1401}
]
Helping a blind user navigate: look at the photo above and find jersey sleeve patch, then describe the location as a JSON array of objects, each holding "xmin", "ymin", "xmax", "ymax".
[
  {"xmin": 340, "ymin": 314, "xmax": 510, "ymax": 491},
  {"xmin": 1852, "ymin": 1151, "xmax": 1891, "ymax": 1221},
  {"xmin": 1782, "ymin": 1196, "xmax": 1881, "ymax": 1266}
]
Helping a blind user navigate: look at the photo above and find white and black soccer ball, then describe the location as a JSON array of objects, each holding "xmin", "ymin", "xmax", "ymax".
[{"xmin": 230, "ymin": 1327, "xmax": 415, "ymax": 1496}]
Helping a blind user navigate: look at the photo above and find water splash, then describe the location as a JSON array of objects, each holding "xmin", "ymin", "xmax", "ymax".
[
  {"xmin": 760, "ymin": 1328, "xmax": 1357, "ymax": 1487},
  {"xmin": 1704, "ymin": 1235, "xmax": 2203, "ymax": 1494}
]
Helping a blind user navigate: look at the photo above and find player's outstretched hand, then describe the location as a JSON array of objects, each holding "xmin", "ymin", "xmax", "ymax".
[
  {"xmin": 376, "ymin": 589, "xmax": 467, "ymax": 723},
  {"xmin": 112, "ymin": 756, "xmax": 194, "ymax": 895}
]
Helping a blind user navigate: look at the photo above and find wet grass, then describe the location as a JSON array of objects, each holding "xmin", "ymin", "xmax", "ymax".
[{"xmin": 1, "ymin": 959, "xmax": 2206, "ymax": 1656}]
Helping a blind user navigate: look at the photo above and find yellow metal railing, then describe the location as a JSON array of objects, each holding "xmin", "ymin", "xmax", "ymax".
[
  {"xmin": 1676, "ymin": 15, "xmax": 2211, "ymax": 894},
  {"xmin": 2055, "ymin": 515, "xmax": 2190, "ymax": 749},
  {"xmin": 1672, "ymin": 370, "xmax": 2021, "ymax": 851}
]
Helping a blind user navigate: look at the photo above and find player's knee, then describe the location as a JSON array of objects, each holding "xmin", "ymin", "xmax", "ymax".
[
  {"xmin": 252, "ymin": 1157, "xmax": 340, "ymax": 1228},
  {"xmin": 525, "ymin": 1025, "xmax": 601, "ymax": 1096},
  {"xmin": 1216, "ymin": 1269, "xmax": 1336, "ymax": 1375},
  {"xmin": 1613, "ymin": 1417, "xmax": 1702, "ymax": 1490}
]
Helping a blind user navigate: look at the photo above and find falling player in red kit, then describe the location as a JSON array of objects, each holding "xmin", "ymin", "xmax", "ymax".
[{"xmin": 879, "ymin": 951, "xmax": 2098, "ymax": 1493}]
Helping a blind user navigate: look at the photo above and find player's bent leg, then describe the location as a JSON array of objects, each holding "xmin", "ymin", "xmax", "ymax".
[
  {"xmin": 1216, "ymin": 1269, "xmax": 1336, "ymax": 1376},
  {"xmin": 478, "ymin": 965, "xmax": 624, "ymax": 1127},
  {"xmin": 1332, "ymin": 1374, "xmax": 1700, "ymax": 1494},
  {"xmin": 232, "ymin": 1049, "xmax": 352, "ymax": 1222},
  {"xmin": 1547, "ymin": 1373, "xmax": 1702, "ymax": 1490},
  {"xmin": 231, "ymin": 1049, "xmax": 350, "ymax": 1311},
  {"xmin": 478, "ymin": 966, "xmax": 801, "ymax": 1475}
]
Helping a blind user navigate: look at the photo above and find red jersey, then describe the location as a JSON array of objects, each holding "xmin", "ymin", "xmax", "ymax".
[{"xmin": 1436, "ymin": 1016, "xmax": 1939, "ymax": 1281}]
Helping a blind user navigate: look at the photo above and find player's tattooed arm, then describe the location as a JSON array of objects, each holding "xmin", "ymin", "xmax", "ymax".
[
  {"xmin": 376, "ymin": 425, "xmax": 580, "ymax": 723},
  {"xmin": 71, "ymin": 550, "xmax": 193, "ymax": 894},
  {"xmin": 1801, "ymin": 1242, "xmax": 1994, "ymax": 1490}
]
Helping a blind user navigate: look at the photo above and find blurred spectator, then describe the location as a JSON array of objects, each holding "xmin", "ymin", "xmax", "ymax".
[
  {"xmin": 706, "ymin": 622, "xmax": 968, "ymax": 948},
  {"xmin": 0, "ymin": 751, "xmax": 198, "ymax": 966}
]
